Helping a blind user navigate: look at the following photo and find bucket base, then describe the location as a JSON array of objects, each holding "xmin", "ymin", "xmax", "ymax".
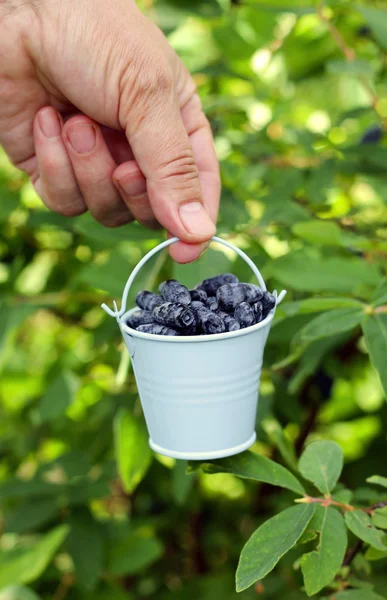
[{"xmin": 149, "ymin": 432, "xmax": 256, "ymax": 461}]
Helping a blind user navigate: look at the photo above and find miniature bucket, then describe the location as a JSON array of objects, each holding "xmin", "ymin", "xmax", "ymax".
[{"xmin": 102, "ymin": 236, "xmax": 286, "ymax": 460}]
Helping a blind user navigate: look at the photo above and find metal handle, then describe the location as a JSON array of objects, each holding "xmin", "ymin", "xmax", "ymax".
[{"xmin": 101, "ymin": 235, "xmax": 286, "ymax": 318}]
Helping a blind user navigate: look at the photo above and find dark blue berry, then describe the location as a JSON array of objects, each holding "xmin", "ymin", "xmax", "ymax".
[
  {"xmin": 216, "ymin": 283, "xmax": 246, "ymax": 311},
  {"xmin": 190, "ymin": 300, "xmax": 206, "ymax": 313},
  {"xmin": 190, "ymin": 289, "xmax": 207, "ymax": 303},
  {"xmin": 153, "ymin": 302, "xmax": 195, "ymax": 329},
  {"xmin": 262, "ymin": 292, "xmax": 276, "ymax": 318},
  {"xmin": 360, "ymin": 125, "xmax": 383, "ymax": 145},
  {"xmin": 136, "ymin": 290, "xmax": 163, "ymax": 312},
  {"xmin": 234, "ymin": 302, "xmax": 255, "ymax": 328},
  {"xmin": 159, "ymin": 280, "xmax": 191, "ymax": 305},
  {"xmin": 218, "ymin": 311, "xmax": 240, "ymax": 332},
  {"xmin": 195, "ymin": 306, "xmax": 226, "ymax": 334},
  {"xmin": 127, "ymin": 310, "xmax": 155, "ymax": 329},
  {"xmin": 242, "ymin": 283, "xmax": 264, "ymax": 304},
  {"xmin": 137, "ymin": 324, "xmax": 180, "ymax": 336},
  {"xmin": 253, "ymin": 301, "xmax": 263, "ymax": 323},
  {"xmin": 198, "ymin": 273, "xmax": 239, "ymax": 296},
  {"xmin": 206, "ymin": 297, "xmax": 219, "ymax": 311}
]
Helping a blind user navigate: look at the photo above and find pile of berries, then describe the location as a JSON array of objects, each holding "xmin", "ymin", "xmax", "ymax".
[{"xmin": 126, "ymin": 274, "xmax": 276, "ymax": 336}]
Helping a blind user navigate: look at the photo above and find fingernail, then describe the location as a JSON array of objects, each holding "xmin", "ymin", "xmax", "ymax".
[
  {"xmin": 117, "ymin": 174, "xmax": 147, "ymax": 198},
  {"xmin": 38, "ymin": 108, "xmax": 61, "ymax": 138},
  {"xmin": 67, "ymin": 124, "xmax": 96, "ymax": 154},
  {"xmin": 179, "ymin": 202, "xmax": 215, "ymax": 236}
]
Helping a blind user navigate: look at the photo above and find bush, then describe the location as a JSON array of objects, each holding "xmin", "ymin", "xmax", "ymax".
[{"xmin": 1, "ymin": 1, "xmax": 387, "ymax": 598}]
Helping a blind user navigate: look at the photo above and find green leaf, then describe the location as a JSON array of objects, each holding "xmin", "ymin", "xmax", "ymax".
[
  {"xmin": 298, "ymin": 441, "xmax": 343, "ymax": 494},
  {"xmin": 327, "ymin": 59, "xmax": 373, "ymax": 76},
  {"xmin": 5, "ymin": 498, "xmax": 60, "ymax": 533},
  {"xmin": 267, "ymin": 252, "xmax": 380, "ymax": 294},
  {"xmin": 172, "ymin": 460, "xmax": 196, "ymax": 506},
  {"xmin": 367, "ymin": 475, "xmax": 387, "ymax": 489},
  {"xmin": 261, "ymin": 419, "xmax": 299, "ymax": 471},
  {"xmin": 372, "ymin": 507, "xmax": 387, "ymax": 530},
  {"xmin": 196, "ymin": 450, "xmax": 305, "ymax": 495},
  {"xmin": 371, "ymin": 278, "xmax": 387, "ymax": 307},
  {"xmin": 299, "ymin": 307, "xmax": 364, "ymax": 343},
  {"xmin": 362, "ymin": 314, "xmax": 387, "ymax": 397},
  {"xmin": 357, "ymin": 6, "xmax": 387, "ymax": 51},
  {"xmin": 0, "ymin": 587, "xmax": 42, "ymax": 600},
  {"xmin": 236, "ymin": 504, "xmax": 315, "ymax": 592},
  {"xmin": 114, "ymin": 409, "xmax": 152, "ymax": 494},
  {"xmin": 0, "ymin": 525, "xmax": 69, "ymax": 588},
  {"xmin": 292, "ymin": 220, "xmax": 342, "ymax": 246},
  {"xmin": 281, "ymin": 297, "xmax": 364, "ymax": 316},
  {"xmin": 345, "ymin": 511, "xmax": 387, "ymax": 551},
  {"xmin": 66, "ymin": 508, "xmax": 104, "ymax": 592},
  {"xmin": 301, "ymin": 506, "xmax": 347, "ymax": 596},
  {"xmin": 34, "ymin": 373, "xmax": 78, "ymax": 424},
  {"xmin": 331, "ymin": 590, "xmax": 387, "ymax": 600},
  {"xmin": 107, "ymin": 531, "xmax": 163, "ymax": 576}
]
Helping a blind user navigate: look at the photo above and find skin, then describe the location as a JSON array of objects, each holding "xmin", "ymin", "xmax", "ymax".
[{"xmin": 0, "ymin": 0, "xmax": 220, "ymax": 262}]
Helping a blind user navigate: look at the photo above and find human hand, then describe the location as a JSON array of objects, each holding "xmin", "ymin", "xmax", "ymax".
[{"xmin": 0, "ymin": 0, "xmax": 220, "ymax": 262}]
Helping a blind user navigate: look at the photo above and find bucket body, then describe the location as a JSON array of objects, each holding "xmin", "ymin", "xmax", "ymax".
[{"xmin": 119, "ymin": 311, "xmax": 274, "ymax": 460}]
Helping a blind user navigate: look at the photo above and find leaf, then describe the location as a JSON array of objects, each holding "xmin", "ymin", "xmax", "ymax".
[
  {"xmin": 0, "ymin": 525, "xmax": 69, "ymax": 588},
  {"xmin": 372, "ymin": 507, "xmax": 387, "ymax": 530},
  {"xmin": 195, "ymin": 450, "xmax": 305, "ymax": 495},
  {"xmin": 345, "ymin": 511, "xmax": 387, "ymax": 551},
  {"xmin": 327, "ymin": 59, "xmax": 373, "ymax": 76},
  {"xmin": 357, "ymin": 6, "xmax": 387, "ymax": 51},
  {"xmin": 292, "ymin": 220, "xmax": 342, "ymax": 246},
  {"xmin": 5, "ymin": 498, "xmax": 60, "ymax": 533},
  {"xmin": 299, "ymin": 307, "xmax": 363, "ymax": 343},
  {"xmin": 236, "ymin": 504, "xmax": 315, "ymax": 592},
  {"xmin": 66, "ymin": 508, "xmax": 104, "ymax": 592},
  {"xmin": 172, "ymin": 460, "xmax": 196, "ymax": 506},
  {"xmin": 298, "ymin": 441, "xmax": 343, "ymax": 494},
  {"xmin": 367, "ymin": 475, "xmax": 387, "ymax": 489},
  {"xmin": 301, "ymin": 506, "xmax": 347, "ymax": 596},
  {"xmin": 267, "ymin": 252, "xmax": 380, "ymax": 294},
  {"xmin": 362, "ymin": 314, "xmax": 387, "ymax": 397},
  {"xmin": 371, "ymin": 278, "xmax": 387, "ymax": 307},
  {"xmin": 107, "ymin": 531, "xmax": 163, "ymax": 576},
  {"xmin": 114, "ymin": 409, "xmax": 152, "ymax": 494},
  {"xmin": 261, "ymin": 419, "xmax": 299, "ymax": 471},
  {"xmin": 280, "ymin": 297, "xmax": 364, "ymax": 316},
  {"xmin": 0, "ymin": 587, "xmax": 42, "ymax": 600},
  {"xmin": 34, "ymin": 373, "xmax": 78, "ymax": 424},
  {"xmin": 331, "ymin": 590, "xmax": 387, "ymax": 600}
]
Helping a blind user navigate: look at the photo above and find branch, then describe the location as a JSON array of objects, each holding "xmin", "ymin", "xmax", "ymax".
[
  {"xmin": 316, "ymin": 1, "xmax": 384, "ymax": 124},
  {"xmin": 342, "ymin": 540, "xmax": 363, "ymax": 567}
]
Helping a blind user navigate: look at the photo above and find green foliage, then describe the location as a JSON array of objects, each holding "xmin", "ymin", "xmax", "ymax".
[{"xmin": 2, "ymin": 0, "xmax": 387, "ymax": 598}]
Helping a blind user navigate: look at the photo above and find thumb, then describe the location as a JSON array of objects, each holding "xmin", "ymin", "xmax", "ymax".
[{"xmin": 122, "ymin": 73, "xmax": 216, "ymax": 244}]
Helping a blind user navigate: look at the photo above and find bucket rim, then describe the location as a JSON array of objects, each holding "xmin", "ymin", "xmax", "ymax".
[{"xmin": 119, "ymin": 307, "xmax": 275, "ymax": 343}]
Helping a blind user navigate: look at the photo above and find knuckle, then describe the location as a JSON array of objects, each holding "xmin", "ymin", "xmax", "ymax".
[
  {"xmin": 96, "ymin": 212, "xmax": 134, "ymax": 228},
  {"xmin": 158, "ymin": 148, "xmax": 199, "ymax": 182}
]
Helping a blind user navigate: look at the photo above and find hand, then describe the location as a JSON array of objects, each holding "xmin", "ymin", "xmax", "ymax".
[{"xmin": 0, "ymin": 0, "xmax": 220, "ymax": 262}]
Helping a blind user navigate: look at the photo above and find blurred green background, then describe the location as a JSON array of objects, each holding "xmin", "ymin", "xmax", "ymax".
[{"xmin": 1, "ymin": 0, "xmax": 387, "ymax": 598}]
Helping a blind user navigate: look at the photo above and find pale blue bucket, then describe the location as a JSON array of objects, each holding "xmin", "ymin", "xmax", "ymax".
[{"xmin": 102, "ymin": 236, "xmax": 286, "ymax": 460}]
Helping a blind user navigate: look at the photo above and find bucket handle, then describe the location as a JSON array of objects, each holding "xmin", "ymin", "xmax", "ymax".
[{"xmin": 101, "ymin": 235, "xmax": 286, "ymax": 318}]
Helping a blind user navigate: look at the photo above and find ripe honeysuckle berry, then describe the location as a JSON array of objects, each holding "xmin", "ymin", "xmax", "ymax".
[
  {"xmin": 190, "ymin": 289, "xmax": 207, "ymax": 303},
  {"xmin": 137, "ymin": 323, "xmax": 180, "ymax": 336},
  {"xmin": 159, "ymin": 279, "xmax": 191, "ymax": 305},
  {"xmin": 195, "ymin": 306, "xmax": 226, "ymax": 334},
  {"xmin": 136, "ymin": 290, "xmax": 163, "ymax": 312},
  {"xmin": 242, "ymin": 283, "xmax": 264, "ymax": 304},
  {"xmin": 216, "ymin": 283, "xmax": 247, "ymax": 311},
  {"xmin": 234, "ymin": 302, "xmax": 255, "ymax": 328},
  {"xmin": 218, "ymin": 311, "xmax": 241, "ymax": 332},
  {"xmin": 198, "ymin": 273, "xmax": 239, "ymax": 296},
  {"xmin": 253, "ymin": 301, "xmax": 263, "ymax": 323},
  {"xmin": 153, "ymin": 301, "xmax": 196, "ymax": 329},
  {"xmin": 262, "ymin": 292, "xmax": 276, "ymax": 318},
  {"xmin": 127, "ymin": 309, "xmax": 155, "ymax": 329}
]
